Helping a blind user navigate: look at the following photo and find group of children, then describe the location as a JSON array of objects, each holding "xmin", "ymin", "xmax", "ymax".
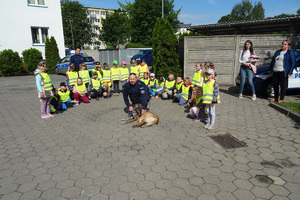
[
  {"xmin": 139, "ymin": 61, "xmax": 220, "ymax": 129},
  {"xmin": 35, "ymin": 59, "xmax": 149, "ymax": 116},
  {"xmin": 35, "ymin": 58, "xmax": 220, "ymax": 129}
]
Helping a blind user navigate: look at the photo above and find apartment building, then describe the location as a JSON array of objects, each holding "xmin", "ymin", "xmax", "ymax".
[
  {"xmin": 0, "ymin": 0, "xmax": 65, "ymax": 58},
  {"xmin": 85, "ymin": 7, "xmax": 114, "ymax": 50}
]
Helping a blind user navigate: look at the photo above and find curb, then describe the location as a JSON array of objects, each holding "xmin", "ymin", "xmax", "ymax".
[{"xmin": 269, "ymin": 102, "xmax": 300, "ymax": 124}]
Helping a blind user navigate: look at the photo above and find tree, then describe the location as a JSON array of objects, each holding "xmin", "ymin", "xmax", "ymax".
[
  {"xmin": 100, "ymin": 9, "xmax": 131, "ymax": 49},
  {"xmin": 119, "ymin": 0, "xmax": 180, "ymax": 46},
  {"xmin": 152, "ymin": 18, "xmax": 181, "ymax": 78},
  {"xmin": 0, "ymin": 49, "xmax": 23, "ymax": 76},
  {"xmin": 45, "ymin": 37, "xmax": 60, "ymax": 74},
  {"xmin": 61, "ymin": 1, "xmax": 93, "ymax": 49},
  {"xmin": 297, "ymin": 8, "xmax": 300, "ymax": 15},
  {"xmin": 22, "ymin": 48, "xmax": 43, "ymax": 73},
  {"xmin": 177, "ymin": 32, "xmax": 202, "ymax": 41},
  {"xmin": 218, "ymin": 0, "xmax": 264, "ymax": 23}
]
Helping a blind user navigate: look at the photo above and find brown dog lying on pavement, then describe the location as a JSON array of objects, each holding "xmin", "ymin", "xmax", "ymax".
[{"xmin": 122, "ymin": 104, "xmax": 159, "ymax": 128}]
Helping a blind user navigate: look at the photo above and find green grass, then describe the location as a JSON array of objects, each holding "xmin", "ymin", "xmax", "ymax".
[{"xmin": 277, "ymin": 102, "xmax": 300, "ymax": 114}]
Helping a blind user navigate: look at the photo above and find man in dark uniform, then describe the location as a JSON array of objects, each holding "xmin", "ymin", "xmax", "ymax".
[
  {"xmin": 123, "ymin": 73, "xmax": 149, "ymax": 117},
  {"xmin": 70, "ymin": 47, "xmax": 84, "ymax": 72}
]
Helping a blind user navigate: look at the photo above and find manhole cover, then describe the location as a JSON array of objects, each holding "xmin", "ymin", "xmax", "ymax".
[
  {"xmin": 255, "ymin": 175, "xmax": 274, "ymax": 184},
  {"xmin": 209, "ymin": 133, "xmax": 247, "ymax": 149}
]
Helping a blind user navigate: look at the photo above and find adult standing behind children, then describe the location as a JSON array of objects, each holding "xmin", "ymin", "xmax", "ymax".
[
  {"xmin": 123, "ymin": 73, "xmax": 149, "ymax": 116},
  {"xmin": 70, "ymin": 47, "xmax": 84, "ymax": 72},
  {"xmin": 238, "ymin": 40, "xmax": 257, "ymax": 101},
  {"xmin": 269, "ymin": 40, "xmax": 295, "ymax": 103}
]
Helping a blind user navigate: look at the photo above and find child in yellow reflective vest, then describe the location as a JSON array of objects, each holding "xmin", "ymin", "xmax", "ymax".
[
  {"xmin": 173, "ymin": 76, "xmax": 183, "ymax": 96},
  {"xmin": 148, "ymin": 73, "xmax": 157, "ymax": 96},
  {"xmin": 130, "ymin": 60, "xmax": 139, "ymax": 76},
  {"xmin": 50, "ymin": 88, "xmax": 60, "ymax": 113},
  {"xmin": 35, "ymin": 61, "xmax": 54, "ymax": 119},
  {"xmin": 57, "ymin": 82, "xmax": 72, "ymax": 111},
  {"xmin": 79, "ymin": 63, "xmax": 91, "ymax": 90},
  {"xmin": 153, "ymin": 77, "xmax": 165, "ymax": 98},
  {"xmin": 74, "ymin": 77, "xmax": 90, "ymax": 105},
  {"xmin": 102, "ymin": 63, "xmax": 112, "ymax": 98},
  {"xmin": 120, "ymin": 61, "xmax": 129, "ymax": 87},
  {"xmin": 174, "ymin": 77, "xmax": 192, "ymax": 105},
  {"xmin": 162, "ymin": 72, "xmax": 176, "ymax": 99},
  {"xmin": 66, "ymin": 63, "xmax": 78, "ymax": 100},
  {"xmin": 202, "ymin": 68, "xmax": 220, "ymax": 130},
  {"xmin": 191, "ymin": 62, "xmax": 203, "ymax": 87},
  {"xmin": 111, "ymin": 60, "xmax": 121, "ymax": 96},
  {"xmin": 188, "ymin": 86, "xmax": 205, "ymax": 122},
  {"xmin": 138, "ymin": 59, "xmax": 149, "ymax": 79},
  {"xmin": 90, "ymin": 72, "xmax": 101, "ymax": 100},
  {"xmin": 141, "ymin": 72, "xmax": 150, "ymax": 86}
]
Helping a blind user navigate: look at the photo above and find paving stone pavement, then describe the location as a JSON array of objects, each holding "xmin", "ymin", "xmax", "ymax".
[{"xmin": 0, "ymin": 74, "xmax": 299, "ymax": 200}]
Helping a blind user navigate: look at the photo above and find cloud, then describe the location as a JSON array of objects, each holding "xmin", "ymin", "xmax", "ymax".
[
  {"xmin": 208, "ymin": 0, "xmax": 216, "ymax": 5},
  {"xmin": 179, "ymin": 13, "xmax": 217, "ymax": 25}
]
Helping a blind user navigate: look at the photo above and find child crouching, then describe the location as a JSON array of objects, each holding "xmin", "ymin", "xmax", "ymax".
[
  {"xmin": 58, "ymin": 82, "xmax": 72, "ymax": 111},
  {"xmin": 188, "ymin": 87, "xmax": 205, "ymax": 122}
]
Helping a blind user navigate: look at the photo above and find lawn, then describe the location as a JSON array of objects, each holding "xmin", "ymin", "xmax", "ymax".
[{"xmin": 277, "ymin": 102, "xmax": 300, "ymax": 114}]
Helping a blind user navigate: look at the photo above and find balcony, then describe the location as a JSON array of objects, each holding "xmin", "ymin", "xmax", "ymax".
[{"xmin": 90, "ymin": 13, "xmax": 96, "ymax": 18}]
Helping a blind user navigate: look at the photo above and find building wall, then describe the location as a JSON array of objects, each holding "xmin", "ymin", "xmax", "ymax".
[
  {"xmin": 86, "ymin": 8, "xmax": 114, "ymax": 50},
  {"xmin": 183, "ymin": 35, "xmax": 300, "ymax": 85},
  {"xmin": 0, "ymin": 0, "xmax": 65, "ymax": 58}
]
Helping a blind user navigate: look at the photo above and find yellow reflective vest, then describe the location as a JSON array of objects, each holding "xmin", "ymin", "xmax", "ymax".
[
  {"xmin": 39, "ymin": 72, "xmax": 53, "ymax": 91},
  {"xmin": 165, "ymin": 80, "xmax": 175, "ymax": 91},
  {"xmin": 149, "ymin": 79, "xmax": 157, "ymax": 87},
  {"xmin": 79, "ymin": 70, "xmax": 90, "ymax": 84},
  {"xmin": 138, "ymin": 64, "xmax": 148, "ymax": 78},
  {"xmin": 66, "ymin": 71, "xmax": 78, "ymax": 86},
  {"xmin": 111, "ymin": 67, "xmax": 121, "ymax": 81},
  {"xmin": 181, "ymin": 84, "xmax": 191, "ymax": 100},
  {"xmin": 75, "ymin": 83, "xmax": 86, "ymax": 96},
  {"xmin": 142, "ymin": 78, "xmax": 150, "ymax": 85},
  {"xmin": 120, "ymin": 67, "xmax": 129, "ymax": 80},
  {"xmin": 191, "ymin": 71, "xmax": 203, "ymax": 87},
  {"xmin": 58, "ymin": 88, "xmax": 70, "ymax": 102},
  {"xmin": 175, "ymin": 82, "xmax": 183, "ymax": 91},
  {"xmin": 130, "ymin": 66, "xmax": 139, "ymax": 76},
  {"xmin": 91, "ymin": 69, "xmax": 102, "ymax": 79},
  {"xmin": 202, "ymin": 80, "xmax": 220, "ymax": 104},
  {"xmin": 91, "ymin": 78, "xmax": 101, "ymax": 90},
  {"xmin": 102, "ymin": 69, "xmax": 111, "ymax": 87}
]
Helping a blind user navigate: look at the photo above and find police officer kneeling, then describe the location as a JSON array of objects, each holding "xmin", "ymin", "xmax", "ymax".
[{"xmin": 123, "ymin": 73, "xmax": 150, "ymax": 117}]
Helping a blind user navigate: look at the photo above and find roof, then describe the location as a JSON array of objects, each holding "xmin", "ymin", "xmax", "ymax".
[
  {"xmin": 188, "ymin": 16, "xmax": 300, "ymax": 35},
  {"xmin": 178, "ymin": 23, "xmax": 191, "ymax": 28}
]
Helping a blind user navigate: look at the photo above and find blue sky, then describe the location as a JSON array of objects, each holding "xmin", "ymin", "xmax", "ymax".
[{"xmin": 76, "ymin": 0, "xmax": 300, "ymax": 25}]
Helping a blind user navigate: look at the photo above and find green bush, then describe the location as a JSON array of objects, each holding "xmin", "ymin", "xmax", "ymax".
[
  {"xmin": 125, "ymin": 43, "xmax": 150, "ymax": 49},
  {"xmin": 45, "ymin": 36, "xmax": 60, "ymax": 74},
  {"xmin": 22, "ymin": 48, "xmax": 43, "ymax": 73},
  {"xmin": 0, "ymin": 49, "xmax": 23, "ymax": 76},
  {"xmin": 152, "ymin": 18, "xmax": 181, "ymax": 78}
]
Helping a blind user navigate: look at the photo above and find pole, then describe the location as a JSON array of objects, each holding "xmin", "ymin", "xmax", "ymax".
[
  {"xmin": 162, "ymin": 0, "xmax": 164, "ymax": 19},
  {"xmin": 69, "ymin": 20, "xmax": 75, "ymax": 49}
]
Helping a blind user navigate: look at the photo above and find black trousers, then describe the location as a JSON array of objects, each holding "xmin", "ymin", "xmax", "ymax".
[
  {"xmin": 113, "ymin": 80, "xmax": 120, "ymax": 94},
  {"xmin": 273, "ymin": 71, "xmax": 288, "ymax": 100}
]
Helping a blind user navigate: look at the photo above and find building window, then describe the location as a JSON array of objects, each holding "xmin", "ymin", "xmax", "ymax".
[
  {"xmin": 31, "ymin": 27, "xmax": 48, "ymax": 45},
  {"xmin": 28, "ymin": 0, "xmax": 46, "ymax": 6},
  {"xmin": 101, "ymin": 11, "xmax": 106, "ymax": 15}
]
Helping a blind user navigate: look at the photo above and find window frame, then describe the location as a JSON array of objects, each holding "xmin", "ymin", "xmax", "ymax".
[
  {"xmin": 27, "ymin": 0, "xmax": 47, "ymax": 8},
  {"xmin": 31, "ymin": 27, "xmax": 49, "ymax": 46}
]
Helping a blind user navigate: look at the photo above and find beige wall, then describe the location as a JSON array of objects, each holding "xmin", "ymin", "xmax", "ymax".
[{"xmin": 183, "ymin": 35, "xmax": 300, "ymax": 85}]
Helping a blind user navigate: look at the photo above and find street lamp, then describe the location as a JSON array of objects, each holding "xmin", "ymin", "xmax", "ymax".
[{"xmin": 162, "ymin": 0, "xmax": 164, "ymax": 19}]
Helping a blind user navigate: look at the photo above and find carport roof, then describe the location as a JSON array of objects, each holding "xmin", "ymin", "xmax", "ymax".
[{"xmin": 188, "ymin": 16, "xmax": 300, "ymax": 35}]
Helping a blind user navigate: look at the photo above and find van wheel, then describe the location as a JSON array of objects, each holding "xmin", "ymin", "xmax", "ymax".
[{"xmin": 262, "ymin": 79, "xmax": 275, "ymax": 97}]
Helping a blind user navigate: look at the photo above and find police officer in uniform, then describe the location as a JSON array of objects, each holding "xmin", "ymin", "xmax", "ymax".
[
  {"xmin": 70, "ymin": 47, "xmax": 84, "ymax": 72},
  {"xmin": 123, "ymin": 73, "xmax": 149, "ymax": 117}
]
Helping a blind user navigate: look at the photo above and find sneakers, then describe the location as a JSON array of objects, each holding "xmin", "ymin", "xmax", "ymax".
[
  {"xmin": 155, "ymin": 95, "xmax": 159, "ymax": 98},
  {"xmin": 278, "ymin": 100, "xmax": 284, "ymax": 103},
  {"xmin": 207, "ymin": 124, "xmax": 214, "ymax": 130},
  {"xmin": 75, "ymin": 101, "xmax": 79, "ymax": 105},
  {"xmin": 193, "ymin": 118, "xmax": 200, "ymax": 122},
  {"xmin": 238, "ymin": 94, "xmax": 243, "ymax": 99},
  {"xmin": 269, "ymin": 98, "xmax": 278, "ymax": 102},
  {"xmin": 41, "ymin": 115, "xmax": 50, "ymax": 119},
  {"xmin": 107, "ymin": 95, "xmax": 111, "ymax": 98},
  {"xmin": 204, "ymin": 123, "xmax": 210, "ymax": 129},
  {"xmin": 47, "ymin": 114, "xmax": 54, "ymax": 118},
  {"xmin": 251, "ymin": 94, "xmax": 256, "ymax": 101}
]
